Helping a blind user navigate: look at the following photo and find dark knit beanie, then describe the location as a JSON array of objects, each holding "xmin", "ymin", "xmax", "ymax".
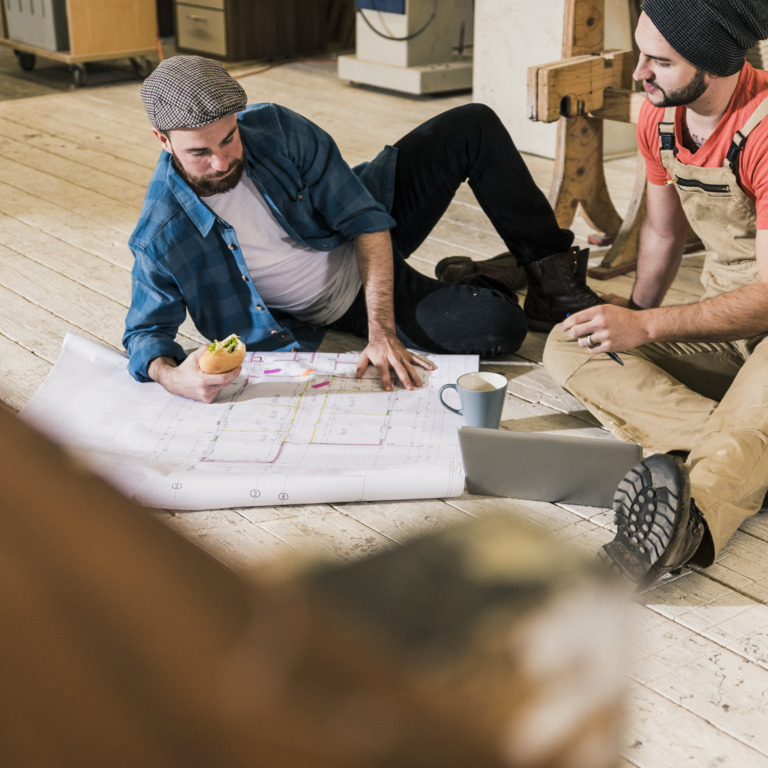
[{"xmin": 642, "ymin": 0, "xmax": 768, "ymax": 76}]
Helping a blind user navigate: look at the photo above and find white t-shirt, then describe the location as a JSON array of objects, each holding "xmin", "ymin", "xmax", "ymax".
[{"xmin": 205, "ymin": 174, "xmax": 362, "ymax": 325}]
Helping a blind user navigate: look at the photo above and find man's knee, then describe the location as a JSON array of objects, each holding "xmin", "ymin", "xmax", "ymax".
[
  {"xmin": 457, "ymin": 103, "xmax": 508, "ymax": 141},
  {"xmin": 542, "ymin": 324, "xmax": 585, "ymax": 388},
  {"xmin": 436, "ymin": 103, "xmax": 507, "ymax": 146},
  {"xmin": 457, "ymin": 102, "xmax": 501, "ymax": 126},
  {"xmin": 413, "ymin": 285, "xmax": 526, "ymax": 356}
]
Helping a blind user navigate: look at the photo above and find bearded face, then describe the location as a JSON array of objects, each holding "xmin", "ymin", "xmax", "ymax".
[
  {"xmin": 644, "ymin": 67, "xmax": 708, "ymax": 109},
  {"xmin": 157, "ymin": 114, "xmax": 246, "ymax": 197},
  {"xmin": 172, "ymin": 152, "xmax": 246, "ymax": 196}
]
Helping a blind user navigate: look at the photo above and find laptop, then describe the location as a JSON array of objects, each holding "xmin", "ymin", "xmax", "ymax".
[{"xmin": 458, "ymin": 427, "xmax": 643, "ymax": 507}]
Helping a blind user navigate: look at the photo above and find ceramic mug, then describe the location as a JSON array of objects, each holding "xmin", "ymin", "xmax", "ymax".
[{"xmin": 438, "ymin": 371, "xmax": 508, "ymax": 429}]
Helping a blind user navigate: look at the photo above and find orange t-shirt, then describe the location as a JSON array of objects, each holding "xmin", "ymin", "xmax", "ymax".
[{"xmin": 637, "ymin": 62, "xmax": 768, "ymax": 229}]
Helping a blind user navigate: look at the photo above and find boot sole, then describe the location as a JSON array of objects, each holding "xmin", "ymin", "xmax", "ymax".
[
  {"xmin": 435, "ymin": 256, "xmax": 472, "ymax": 282},
  {"xmin": 601, "ymin": 455, "xmax": 688, "ymax": 590},
  {"xmin": 436, "ymin": 253, "xmax": 527, "ymax": 291}
]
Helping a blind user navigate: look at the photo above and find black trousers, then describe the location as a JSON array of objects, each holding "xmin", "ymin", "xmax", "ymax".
[{"xmin": 332, "ymin": 104, "xmax": 574, "ymax": 356}]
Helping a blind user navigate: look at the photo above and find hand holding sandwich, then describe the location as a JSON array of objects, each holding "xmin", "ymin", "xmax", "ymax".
[{"xmin": 148, "ymin": 335, "xmax": 245, "ymax": 403}]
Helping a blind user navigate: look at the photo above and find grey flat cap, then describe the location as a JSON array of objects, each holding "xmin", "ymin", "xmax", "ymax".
[{"xmin": 141, "ymin": 55, "xmax": 247, "ymax": 131}]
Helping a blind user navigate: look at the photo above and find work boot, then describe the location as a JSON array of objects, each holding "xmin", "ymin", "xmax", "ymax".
[
  {"xmin": 523, "ymin": 247, "xmax": 604, "ymax": 332},
  {"xmin": 601, "ymin": 454, "xmax": 707, "ymax": 591},
  {"xmin": 435, "ymin": 252, "xmax": 528, "ymax": 293}
]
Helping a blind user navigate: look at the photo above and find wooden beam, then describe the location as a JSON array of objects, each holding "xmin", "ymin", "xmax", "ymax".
[
  {"xmin": 563, "ymin": 0, "xmax": 605, "ymax": 55},
  {"xmin": 528, "ymin": 49, "xmax": 635, "ymax": 123},
  {"xmin": 590, "ymin": 87, "xmax": 646, "ymax": 124},
  {"xmin": 548, "ymin": 114, "xmax": 623, "ymax": 234}
]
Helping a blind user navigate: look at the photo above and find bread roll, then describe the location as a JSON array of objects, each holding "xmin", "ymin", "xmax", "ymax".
[{"xmin": 198, "ymin": 334, "xmax": 246, "ymax": 374}]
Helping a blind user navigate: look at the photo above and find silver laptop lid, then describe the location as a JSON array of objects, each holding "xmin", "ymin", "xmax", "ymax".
[{"xmin": 458, "ymin": 427, "xmax": 643, "ymax": 508}]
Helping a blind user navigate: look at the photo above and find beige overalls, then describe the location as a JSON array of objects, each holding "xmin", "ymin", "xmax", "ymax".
[{"xmin": 544, "ymin": 101, "xmax": 768, "ymax": 562}]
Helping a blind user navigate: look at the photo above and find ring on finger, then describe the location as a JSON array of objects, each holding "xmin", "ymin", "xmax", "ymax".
[{"xmin": 586, "ymin": 333, "xmax": 597, "ymax": 349}]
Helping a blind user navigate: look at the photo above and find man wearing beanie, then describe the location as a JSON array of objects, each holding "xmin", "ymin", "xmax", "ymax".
[
  {"xmin": 544, "ymin": 0, "xmax": 768, "ymax": 589},
  {"xmin": 124, "ymin": 56, "xmax": 603, "ymax": 401}
]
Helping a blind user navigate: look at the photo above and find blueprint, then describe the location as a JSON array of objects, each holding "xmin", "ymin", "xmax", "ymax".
[{"xmin": 20, "ymin": 334, "xmax": 476, "ymax": 510}]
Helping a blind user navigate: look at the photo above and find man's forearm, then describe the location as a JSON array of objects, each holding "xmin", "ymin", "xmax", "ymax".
[
  {"xmin": 355, "ymin": 230, "xmax": 397, "ymax": 340},
  {"xmin": 630, "ymin": 180, "xmax": 690, "ymax": 309},
  {"xmin": 631, "ymin": 220, "xmax": 687, "ymax": 309},
  {"xmin": 351, "ymin": 229, "xmax": 433, "ymax": 390},
  {"xmin": 640, "ymin": 281, "xmax": 768, "ymax": 343}
]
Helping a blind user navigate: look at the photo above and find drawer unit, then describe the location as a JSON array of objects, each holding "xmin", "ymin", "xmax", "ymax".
[
  {"xmin": 175, "ymin": 2, "xmax": 226, "ymax": 57},
  {"xmin": 174, "ymin": 0, "xmax": 329, "ymax": 62}
]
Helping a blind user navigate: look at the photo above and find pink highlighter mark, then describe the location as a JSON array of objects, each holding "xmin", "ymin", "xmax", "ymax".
[
  {"xmin": 312, "ymin": 381, "xmax": 330, "ymax": 389},
  {"xmin": 264, "ymin": 368, "xmax": 281, "ymax": 374}
]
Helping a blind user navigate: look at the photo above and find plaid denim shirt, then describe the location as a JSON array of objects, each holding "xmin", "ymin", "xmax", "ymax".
[{"xmin": 123, "ymin": 103, "xmax": 397, "ymax": 382}]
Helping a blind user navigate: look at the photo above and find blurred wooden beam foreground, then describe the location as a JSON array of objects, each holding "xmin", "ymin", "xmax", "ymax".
[{"xmin": 0, "ymin": 408, "xmax": 627, "ymax": 768}]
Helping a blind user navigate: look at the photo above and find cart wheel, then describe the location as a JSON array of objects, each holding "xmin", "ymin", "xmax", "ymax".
[
  {"xmin": 69, "ymin": 63, "xmax": 88, "ymax": 87},
  {"xmin": 14, "ymin": 51, "xmax": 36, "ymax": 71},
  {"xmin": 130, "ymin": 57, "xmax": 153, "ymax": 79}
]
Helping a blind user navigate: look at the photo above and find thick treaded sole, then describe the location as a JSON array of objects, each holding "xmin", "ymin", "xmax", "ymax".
[{"xmin": 601, "ymin": 455, "xmax": 689, "ymax": 590}]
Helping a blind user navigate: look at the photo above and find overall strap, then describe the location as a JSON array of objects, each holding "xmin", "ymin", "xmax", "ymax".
[
  {"xmin": 657, "ymin": 106, "xmax": 677, "ymax": 156},
  {"xmin": 725, "ymin": 95, "xmax": 768, "ymax": 175}
]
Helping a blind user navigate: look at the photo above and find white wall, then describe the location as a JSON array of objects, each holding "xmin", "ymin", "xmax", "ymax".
[{"xmin": 473, "ymin": 0, "xmax": 637, "ymax": 159}]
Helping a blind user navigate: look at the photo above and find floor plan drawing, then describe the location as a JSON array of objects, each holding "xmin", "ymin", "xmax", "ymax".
[{"xmin": 21, "ymin": 335, "xmax": 477, "ymax": 509}]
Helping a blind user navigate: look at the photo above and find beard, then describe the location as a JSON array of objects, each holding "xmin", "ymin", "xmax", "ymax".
[
  {"xmin": 173, "ymin": 153, "xmax": 246, "ymax": 196},
  {"xmin": 647, "ymin": 68, "xmax": 708, "ymax": 108}
]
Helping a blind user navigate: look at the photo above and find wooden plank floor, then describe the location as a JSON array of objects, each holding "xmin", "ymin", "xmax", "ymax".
[{"xmin": 2, "ymin": 54, "xmax": 768, "ymax": 767}]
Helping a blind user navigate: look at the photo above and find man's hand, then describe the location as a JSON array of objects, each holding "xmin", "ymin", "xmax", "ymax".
[
  {"xmin": 148, "ymin": 348, "xmax": 242, "ymax": 403},
  {"xmin": 357, "ymin": 332, "xmax": 435, "ymax": 391},
  {"xmin": 353, "ymin": 230, "xmax": 437, "ymax": 390},
  {"xmin": 562, "ymin": 304, "xmax": 651, "ymax": 354}
]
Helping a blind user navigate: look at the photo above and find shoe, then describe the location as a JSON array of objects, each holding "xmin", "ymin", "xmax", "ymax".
[
  {"xmin": 435, "ymin": 252, "xmax": 527, "ymax": 293},
  {"xmin": 601, "ymin": 454, "xmax": 707, "ymax": 591},
  {"xmin": 523, "ymin": 246, "xmax": 604, "ymax": 332}
]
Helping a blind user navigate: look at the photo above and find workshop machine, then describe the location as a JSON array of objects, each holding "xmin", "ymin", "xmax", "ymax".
[{"xmin": 338, "ymin": 0, "xmax": 474, "ymax": 95}]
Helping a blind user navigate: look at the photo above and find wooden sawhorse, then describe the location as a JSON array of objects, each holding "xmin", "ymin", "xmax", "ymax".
[{"xmin": 528, "ymin": 0, "xmax": 697, "ymax": 279}]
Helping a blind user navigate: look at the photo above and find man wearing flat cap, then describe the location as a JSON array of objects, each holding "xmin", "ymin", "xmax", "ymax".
[
  {"xmin": 124, "ymin": 55, "xmax": 603, "ymax": 401},
  {"xmin": 544, "ymin": 0, "xmax": 768, "ymax": 589}
]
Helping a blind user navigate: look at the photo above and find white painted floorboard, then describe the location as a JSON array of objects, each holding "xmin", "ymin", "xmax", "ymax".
[{"xmin": 1, "ymin": 57, "xmax": 767, "ymax": 767}]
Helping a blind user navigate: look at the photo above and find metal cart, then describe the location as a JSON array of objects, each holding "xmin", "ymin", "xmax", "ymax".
[{"xmin": 0, "ymin": 38, "xmax": 155, "ymax": 86}]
